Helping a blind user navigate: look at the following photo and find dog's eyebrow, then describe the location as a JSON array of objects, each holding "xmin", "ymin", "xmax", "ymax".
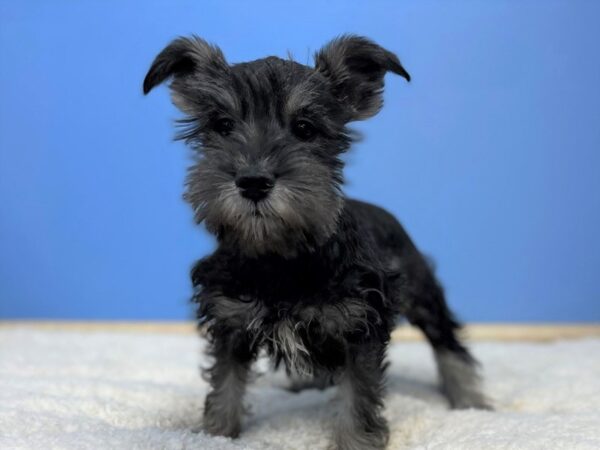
[
  {"xmin": 285, "ymin": 79, "xmax": 322, "ymax": 116},
  {"xmin": 199, "ymin": 78, "xmax": 241, "ymax": 113}
]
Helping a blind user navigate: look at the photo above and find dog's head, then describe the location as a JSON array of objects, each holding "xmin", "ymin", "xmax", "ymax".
[{"xmin": 144, "ymin": 35, "xmax": 409, "ymax": 256}]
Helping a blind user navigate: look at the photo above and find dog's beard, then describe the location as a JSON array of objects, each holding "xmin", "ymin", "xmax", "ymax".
[{"xmin": 188, "ymin": 180, "xmax": 342, "ymax": 257}]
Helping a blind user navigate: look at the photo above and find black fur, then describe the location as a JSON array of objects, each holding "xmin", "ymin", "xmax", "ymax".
[{"xmin": 145, "ymin": 34, "xmax": 488, "ymax": 449}]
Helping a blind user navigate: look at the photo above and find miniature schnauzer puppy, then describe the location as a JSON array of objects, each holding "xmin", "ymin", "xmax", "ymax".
[{"xmin": 144, "ymin": 34, "xmax": 489, "ymax": 449}]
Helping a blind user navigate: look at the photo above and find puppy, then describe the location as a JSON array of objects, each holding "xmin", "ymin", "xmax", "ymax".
[{"xmin": 144, "ymin": 35, "xmax": 488, "ymax": 449}]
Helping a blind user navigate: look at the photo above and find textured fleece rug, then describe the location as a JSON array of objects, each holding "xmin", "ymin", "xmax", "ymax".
[{"xmin": 1, "ymin": 328, "xmax": 599, "ymax": 450}]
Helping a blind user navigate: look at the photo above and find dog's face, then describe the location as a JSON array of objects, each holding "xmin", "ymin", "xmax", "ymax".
[{"xmin": 144, "ymin": 35, "xmax": 409, "ymax": 256}]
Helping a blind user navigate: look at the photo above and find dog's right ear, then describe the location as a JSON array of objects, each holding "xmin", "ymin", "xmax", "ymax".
[{"xmin": 143, "ymin": 36, "xmax": 228, "ymax": 95}]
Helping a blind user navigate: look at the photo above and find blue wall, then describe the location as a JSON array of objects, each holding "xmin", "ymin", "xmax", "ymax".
[{"xmin": 1, "ymin": 1, "xmax": 599, "ymax": 321}]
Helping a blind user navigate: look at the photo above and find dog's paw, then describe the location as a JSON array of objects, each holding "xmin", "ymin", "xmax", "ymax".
[
  {"xmin": 202, "ymin": 401, "xmax": 242, "ymax": 438},
  {"xmin": 201, "ymin": 417, "xmax": 241, "ymax": 439},
  {"xmin": 331, "ymin": 418, "xmax": 389, "ymax": 450},
  {"xmin": 448, "ymin": 389, "xmax": 493, "ymax": 410}
]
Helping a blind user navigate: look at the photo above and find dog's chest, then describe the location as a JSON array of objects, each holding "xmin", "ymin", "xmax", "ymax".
[
  {"xmin": 194, "ymin": 247, "xmax": 390, "ymax": 373},
  {"xmin": 204, "ymin": 292, "xmax": 380, "ymax": 374},
  {"xmin": 210, "ymin": 297, "xmax": 354, "ymax": 375}
]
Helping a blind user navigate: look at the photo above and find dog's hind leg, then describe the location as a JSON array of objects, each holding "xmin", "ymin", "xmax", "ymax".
[{"xmin": 404, "ymin": 280, "xmax": 490, "ymax": 409}]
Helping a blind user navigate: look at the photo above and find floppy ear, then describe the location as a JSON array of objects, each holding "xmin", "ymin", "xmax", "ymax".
[
  {"xmin": 142, "ymin": 35, "xmax": 228, "ymax": 95},
  {"xmin": 314, "ymin": 35, "xmax": 410, "ymax": 121}
]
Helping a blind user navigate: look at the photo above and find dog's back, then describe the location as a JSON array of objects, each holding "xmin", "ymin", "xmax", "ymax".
[
  {"xmin": 345, "ymin": 198, "xmax": 418, "ymax": 262},
  {"xmin": 345, "ymin": 197, "xmax": 436, "ymax": 293}
]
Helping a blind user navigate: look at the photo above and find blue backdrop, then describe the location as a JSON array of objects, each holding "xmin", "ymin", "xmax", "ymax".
[{"xmin": 1, "ymin": 1, "xmax": 599, "ymax": 321}]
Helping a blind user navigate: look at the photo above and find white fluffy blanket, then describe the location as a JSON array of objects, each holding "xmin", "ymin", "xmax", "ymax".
[{"xmin": 1, "ymin": 328, "xmax": 599, "ymax": 449}]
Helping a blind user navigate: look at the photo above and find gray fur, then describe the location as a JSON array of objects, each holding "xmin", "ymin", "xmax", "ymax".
[
  {"xmin": 203, "ymin": 352, "xmax": 250, "ymax": 437},
  {"xmin": 184, "ymin": 143, "xmax": 343, "ymax": 257},
  {"xmin": 435, "ymin": 350, "xmax": 491, "ymax": 409},
  {"xmin": 271, "ymin": 319, "xmax": 313, "ymax": 376},
  {"xmin": 332, "ymin": 344, "xmax": 389, "ymax": 450}
]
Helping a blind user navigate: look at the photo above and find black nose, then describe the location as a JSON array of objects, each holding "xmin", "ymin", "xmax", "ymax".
[{"xmin": 235, "ymin": 174, "xmax": 275, "ymax": 202}]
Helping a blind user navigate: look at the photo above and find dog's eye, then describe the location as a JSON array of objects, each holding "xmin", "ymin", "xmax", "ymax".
[
  {"xmin": 291, "ymin": 119, "xmax": 317, "ymax": 141},
  {"xmin": 213, "ymin": 118, "xmax": 235, "ymax": 136}
]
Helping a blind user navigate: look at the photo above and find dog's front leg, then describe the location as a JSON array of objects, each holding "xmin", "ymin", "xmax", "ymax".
[
  {"xmin": 203, "ymin": 328, "xmax": 255, "ymax": 438},
  {"xmin": 332, "ymin": 340, "xmax": 389, "ymax": 450}
]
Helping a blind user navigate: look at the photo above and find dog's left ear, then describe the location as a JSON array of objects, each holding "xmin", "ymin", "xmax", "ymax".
[{"xmin": 315, "ymin": 35, "xmax": 410, "ymax": 121}]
